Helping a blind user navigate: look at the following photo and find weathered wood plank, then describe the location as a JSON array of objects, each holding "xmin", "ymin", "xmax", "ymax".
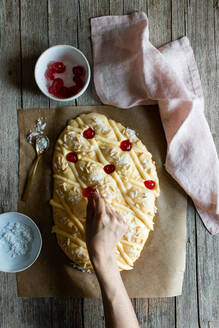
[
  {"xmin": 132, "ymin": 299, "xmax": 148, "ymax": 328},
  {"xmin": 147, "ymin": 298, "xmax": 175, "ymax": 328},
  {"xmin": 122, "ymin": 2, "xmax": 149, "ymax": 327},
  {"xmin": 0, "ymin": 2, "xmax": 20, "ymax": 210},
  {"xmin": 185, "ymin": 0, "xmax": 219, "ymax": 327},
  {"xmin": 0, "ymin": 1, "xmax": 21, "ymax": 327},
  {"xmin": 176, "ymin": 200, "xmax": 199, "ymax": 328},
  {"xmin": 48, "ymin": 0, "xmax": 78, "ymax": 108},
  {"xmin": 20, "ymin": 0, "xmax": 49, "ymax": 108},
  {"xmin": 82, "ymin": 298, "xmax": 105, "ymax": 328},
  {"xmin": 124, "ymin": 0, "xmax": 148, "ymax": 14},
  {"xmin": 109, "ymin": 0, "xmax": 124, "ymax": 15},
  {"xmin": 17, "ymin": 298, "xmax": 52, "ymax": 328},
  {"xmin": 171, "ymin": 2, "xmax": 199, "ymax": 327},
  {"xmin": 77, "ymin": 1, "xmax": 109, "ymax": 326},
  {"xmin": 14, "ymin": 1, "xmax": 54, "ymax": 328},
  {"xmin": 145, "ymin": 1, "xmax": 176, "ymax": 327},
  {"xmin": 0, "ymin": 0, "xmax": 52, "ymax": 327},
  {"xmin": 77, "ymin": 0, "xmax": 110, "ymax": 106},
  {"xmin": 215, "ymin": 0, "xmax": 219, "ymax": 144},
  {"xmin": 186, "ymin": 0, "xmax": 219, "ymax": 150},
  {"xmin": 171, "ymin": 0, "xmax": 186, "ymax": 40},
  {"xmin": 50, "ymin": 298, "xmax": 83, "ymax": 328},
  {"xmin": 196, "ymin": 216, "xmax": 219, "ymax": 328},
  {"xmin": 47, "ymin": 0, "xmax": 84, "ymax": 326},
  {"xmin": 147, "ymin": 0, "xmax": 172, "ymax": 48},
  {"xmin": 0, "ymin": 273, "xmax": 19, "ymax": 328}
]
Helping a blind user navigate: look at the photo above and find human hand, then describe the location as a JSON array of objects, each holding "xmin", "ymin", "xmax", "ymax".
[{"xmin": 86, "ymin": 192, "xmax": 128, "ymax": 270}]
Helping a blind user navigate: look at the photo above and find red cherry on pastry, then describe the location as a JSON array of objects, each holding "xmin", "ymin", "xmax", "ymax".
[
  {"xmin": 144, "ymin": 180, "xmax": 156, "ymax": 190},
  {"xmin": 82, "ymin": 187, "xmax": 96, "ymax": 198},
  {"xmin": 66, "ymin": 152, "xmax": 78, "ymax": 163},
  {"xmin": 120, "ymin": 139, "xmax": 132, "ymax": 151},
  {"xmin": 104, "ymin": 164, "xmax": 115, "ymax": 174},
  {"xmin": 51, "ymin": 61, "xmax": 66, "ymax": 73},
  {"xmin": 83, "ymin": 127, "xmax": 95, "ymax": 139}
]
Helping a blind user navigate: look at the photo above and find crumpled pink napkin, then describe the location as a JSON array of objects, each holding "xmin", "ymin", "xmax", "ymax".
[{"xmin": 91, "ymin": 12, "xmax": 219, "ymax": 234}]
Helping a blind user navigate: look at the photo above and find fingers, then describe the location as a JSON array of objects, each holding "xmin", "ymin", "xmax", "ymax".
[
  {"xmin": 106, "ymin": 206, "xmax": 122, "ymax": 222},
  {"xmin": 105, "ymin": 204, "xmax": 114, "ymax": 218},
  {"xmin": 114, "ymin": 211, "xmax": 124, "ymax": 222},
  {"xmin": 87, "ymin": 192, "xmax": 127, "ymax": 231},
  {"xmin": 114, "ymin": 211, "xmax": 128, "ymax": 230},
  {"xmin": 93, "ymin": 192, "xmax": 106, "ymax": 217},
  {"xmin": 105, "ymin": 205, "xmax": 127, "ymax": 227}
]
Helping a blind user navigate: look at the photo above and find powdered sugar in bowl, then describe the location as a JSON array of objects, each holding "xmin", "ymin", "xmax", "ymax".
[
  {"xmin": 34, "ymin": 45, "xmax": 91, "ymax": 101},
  {"xmin": 0, "ymin": 212, "xmax": 42, "ymax": 273}
]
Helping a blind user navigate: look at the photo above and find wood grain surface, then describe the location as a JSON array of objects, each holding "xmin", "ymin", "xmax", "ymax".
[{"xmin": 0, "ymin": 0, "xmax": 218, "ymax": 327}]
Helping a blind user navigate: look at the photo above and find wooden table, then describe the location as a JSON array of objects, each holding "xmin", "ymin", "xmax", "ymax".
[{"xmin": 0, "ymin": 1, "xmax": 218, "ymax": 327}]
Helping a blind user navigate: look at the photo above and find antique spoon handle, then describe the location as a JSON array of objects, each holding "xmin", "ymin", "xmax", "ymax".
[{"xmin": 22, "ymin": 155, "xmax": 42, "ymax": 201}]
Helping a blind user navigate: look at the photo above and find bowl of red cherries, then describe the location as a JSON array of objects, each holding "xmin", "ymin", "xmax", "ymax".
[{"xmin": 34, "ymin": 45, "xmax": 91, "ymax": 101}]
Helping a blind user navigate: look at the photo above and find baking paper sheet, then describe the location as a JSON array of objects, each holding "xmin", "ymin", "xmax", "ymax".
[{"xmin": 17, "ymin": 105, "xmax": 187, "ymax": 297}]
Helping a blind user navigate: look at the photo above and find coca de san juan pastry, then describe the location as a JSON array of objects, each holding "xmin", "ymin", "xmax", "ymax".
[{"xmin": 50, "ymin": 113, "xmax": 160, "ymax": 272}]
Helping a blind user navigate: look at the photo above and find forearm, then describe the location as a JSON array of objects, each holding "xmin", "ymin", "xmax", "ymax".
[{"xmin": 93, "ymin": 256, "xmax": 140, "ymax": 328}]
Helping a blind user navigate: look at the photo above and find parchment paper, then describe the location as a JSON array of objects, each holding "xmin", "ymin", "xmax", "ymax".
[{"xmin": 17, "ymin": 105, "xmax": 187, "ymax": 298}]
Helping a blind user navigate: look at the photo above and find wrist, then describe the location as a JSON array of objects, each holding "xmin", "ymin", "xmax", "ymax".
[
  {"xmin": 92, "ymin": 253, "xmax": 116, "ymax": 270},
  {"xmin": 91, "ymin": 253, "xmax": 118, "ymax": 277},
  {"xmin": 93, "ymin": 255, "xmax": 124, "ymax": 303}
]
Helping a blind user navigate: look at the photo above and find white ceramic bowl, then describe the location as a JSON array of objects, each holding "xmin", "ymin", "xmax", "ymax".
[
  {"xmin": 0, "ymin": 212, "xmax": 42, "ymax": 273},
  {"xmin": 34, "ymin": 45, "xmax": 91, "ymax": 101}
]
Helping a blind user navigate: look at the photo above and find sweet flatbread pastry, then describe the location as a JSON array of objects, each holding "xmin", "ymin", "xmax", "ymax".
[{"xmin": 50, "ymin": 113, "xmax": 159, "ymax": 271}]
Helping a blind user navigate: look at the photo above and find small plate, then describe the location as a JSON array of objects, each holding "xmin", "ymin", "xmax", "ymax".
[{"xmin": 0, "ymin": 212, "xmax": 42, "ymax": 273}]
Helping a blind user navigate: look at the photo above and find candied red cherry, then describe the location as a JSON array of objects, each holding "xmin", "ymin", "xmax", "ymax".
[
  {"xmin": 73, "ymin": 76, "xmax": 85, "ymax": 88},
  {"xmin": 82, "ymin": 186, "xmax": 96, "ymax": 198},
  {"xmin": 45, "ymin": 68, "xmax": 55, "ymax": 80},
  {"xmin": 48, "ymin": 62, "xmax": 57, "ymax": 72},
  {"xmin": 104, "ymin": 164, "xmax": 115, "ymax": 174},
  {"xmin": 72, "ymin": 65, "xmax": 85, "ymax": 77},
  {"xmin": 48, "ymin": 85, "xmax": 55, "ymax": 95},
  {"xmin": 57, "ymin": 86, "xmax": 69, "ymax": 98},
  {"xmin": 68, "ymin": 85, "xmax": 80, "ymax": 97},
  {"xmin": 83, "ymin": 127, "xmax": 95, "ymax": 139},
  {"xmin": 51, "ymin": 61, "xmax": 66, "ymax": 73},
  {"xmin": 48, "ymin": 63, "xmax": 55, "ymax": 72},
  {"xmin": 50, "ymin": 78, "xmax": 64, "ymax": 95},
  {"xmin": 120, "ymin": 139, "xmax": 132, "ymax": 151},
  {"xmin": 66, "ymin": 152, "xmax": 78, "ymax": 163},
  {"xmin": 144, "ymin": 180, "xmax": 156, "ymax": 190}
]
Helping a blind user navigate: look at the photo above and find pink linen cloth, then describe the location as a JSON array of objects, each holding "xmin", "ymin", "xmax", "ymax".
[{"xmin": 91, "ymin": 12, "xmax": 219, "ymax": 234}]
